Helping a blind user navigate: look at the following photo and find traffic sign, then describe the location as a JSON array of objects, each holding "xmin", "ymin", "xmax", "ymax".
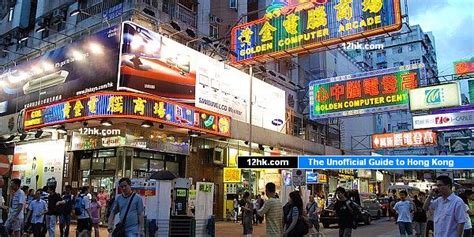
[{"xmin": 0, "ymin": 155, "xmax": 10, "ymax": 176}]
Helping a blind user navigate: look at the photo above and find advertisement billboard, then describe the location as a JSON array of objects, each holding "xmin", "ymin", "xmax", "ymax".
[
  {"xmin": 454, "ymin": 57, "xmax": 474, "ymax": 78},
  {"xmin": 372, "ymin": 130, "xmax": 437, "ymax": 149},
  {"xmin": 118, "ymin": 22, "xmax": 286, "ymax": 132},
  {"xmin": 13, "ymin": 140, "xmax": 65, "ymax": 193},
  {"xmin": 231, "ymin": 0, "xmax": 402, "ymax": 64},
  {"xmin": 22, "ymin": 91, "xmax": 231, "ymax": 137},
  {"xmin": 310, "ymin": 64, "xmax": 424, "ymax": 119},
  {"xmin": 449, "ymin": 137, "xmax": 474, "ymax": 153},
  {"xmin": 409, "ymin": 83, "xmax": 461, "ymax": 111},
  {"xmin": 413, "ymin": 110, "xmax": 474, "ymax": 129},
  {"xmin": 306, "ymin": 172, "xmax": 318, "ymax": 184},
  {"xmin": 469, "ymin": 80, "xmax": 474, "ymax": 103},
  {"xmin": 0, "ymin": 25, "xmax": 121, "ymax": 116}
]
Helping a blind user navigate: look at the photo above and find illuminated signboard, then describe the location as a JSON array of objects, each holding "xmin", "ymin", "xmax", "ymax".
[
  {"xmin": 454, "ymin": 57, "xmax": 474, "ymax": 78},
  {"xmin": 23, "ymin": 92, "xmax": 231, "ymax": 137},
  {"xmin": 231, "ymin": 0, "xmax": 402, "ymax": 64},
  {"xmin": 372, "ymin": 130, "xmax": 437, "ymax": 149},
  {"xmin": 223, "ymin": 168, "xmax": 241, "ymax": 183},
  {"xmin": 310, "ymin": 64, "xmax": 424, "ymax": 119},
  {"xmin": 409, "ymin": 83, "xmax": 461, "ymax": 111}
]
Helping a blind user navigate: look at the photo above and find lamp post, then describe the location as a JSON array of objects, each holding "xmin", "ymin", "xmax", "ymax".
[{"xmin": 249, "ymin": 65, "xmax": 253, "ymax": 156}]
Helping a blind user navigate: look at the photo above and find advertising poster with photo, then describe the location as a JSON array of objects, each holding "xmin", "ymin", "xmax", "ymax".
[
  {"xmin": 118, "ymin": 21, "xmax": 197, "ymax": 103},
  {"xmin": 119, "ymin": 21, "xmax": 286, "ymax": 132},
  {"xmin": 12, "ymin": 140, "xmax": 65, "ymax": 193},
  {"xmin": 0, "ymin": 26, "xmax": 121, "ymax": 116}
]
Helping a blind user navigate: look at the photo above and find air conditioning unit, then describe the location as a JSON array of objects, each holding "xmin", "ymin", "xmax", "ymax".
[
  {"xmin": 23, "ymin": 70, "xmax": 69, "ymax": 94},
  {"xmin": 200, "ymin": 148, "xmax": 224, "ymax": 165},
  {"xmin": 51, "ymin": 9, "xmax": 67, "ymax": 24}
]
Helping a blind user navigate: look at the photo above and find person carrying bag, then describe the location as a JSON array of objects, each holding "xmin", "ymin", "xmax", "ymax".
[{"xmin": 112, "ymin": 193, "xmax": 136, "ymax": 237}]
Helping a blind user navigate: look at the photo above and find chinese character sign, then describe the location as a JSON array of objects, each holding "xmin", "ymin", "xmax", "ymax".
[
  {"xmin": 309, "ymin": 64, "xmax": 424, "ymax": 119},
  {"xmin": 454, "ymin": 57, "xmax": 474, "ymax": 78},
  {"xmin": 372, "ymin": 130, "xmax": 437, "ymax": 149},
  {"xmin": 231, "ymin": 0, "xmax": 401, "ymax": 64},
  {"xmin": 22, "ymin": 92, "xmax": 231, "ymax": 137}
]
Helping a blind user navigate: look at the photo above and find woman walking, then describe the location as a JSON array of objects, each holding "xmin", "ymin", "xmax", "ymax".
[
  {"xmin": 284, "ymin": 191, "xmax": 307, "ymax": 237},
  {"xmin": 241, "ymin": 192, "xmax": 253, "ymax": 237}
]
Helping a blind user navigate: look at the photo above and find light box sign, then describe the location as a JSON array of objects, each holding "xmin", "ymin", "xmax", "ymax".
[
  {"xmin": 409, "ymin": 83, "xmax": 461, "ymax": 111},
  {"xmin": 449, "ymin": 137, "xmax": 474, "ymax": 153},
  {"xmin": 306, "ymin": 172, "xmax": 318, "ymax": 184},
  {"xmin": 0, "ymin": 25, "xmax": 120, "ymax": 116},
  {"xmin": 22, "ymin": 92, "xmax": 231, "ymax": 137},
  {"xmin": 310, "ymin": 64, "xmax": 424, "ymax": 119},
  {"xmin": 454, "ymin": 57, "xmax": 474, "ymax": 78},
  {"xmin": 231, "ymin": 0, "xmax": 402, "ymax": 64},
  {"xmin": 413, "ymin": 110, "xmax": 474, "ymax": 129},
  {"xmin": 372, "ymin": 130, "xmax": 437, "ymax": 149}
]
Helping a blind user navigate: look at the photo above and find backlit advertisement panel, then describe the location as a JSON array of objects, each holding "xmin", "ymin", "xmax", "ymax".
[
  {"xmin": 0, "ymin": 25, "xmax": 120, "ymax": 116},
  {"xmin": 118, "ymin": 22, "xmax": 286, "ymax": 132},
  {"xmin": 13, "ymin": 140, "xmax": 65, "ymax": 193},
  {"xmin": 413, "ymin": 110, "xmax": 474, "ymax": 129},
  {"xmin": 372, "ymin": 130, "xmax": 437, "ymax": 149},
  {"xmin": 454, "ymin": 57, "xmax": 474, "ymax": 78},
  {"xmin": 231, "ymin": 0, "xmax": 402, "ymax": 64},
  {"xmin": 310, "ymin": 64, "xmax": 424, "ymax": 119},
  {"xmin": 409, "ymin": 83, "xmax": 461, "ymax": 111}
]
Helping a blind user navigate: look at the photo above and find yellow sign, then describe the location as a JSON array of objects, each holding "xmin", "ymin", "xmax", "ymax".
[
  {"xmin": 224, "ymin": 168, "xmax": 241, "ymax": 183},
  {"xmin": 319, "ymin": 174, "xmax": 327, "ymax": 183}
]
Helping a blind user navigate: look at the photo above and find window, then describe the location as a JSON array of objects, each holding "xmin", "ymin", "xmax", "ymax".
[
  {"xmin": 394, "ymin": 62, "xmax": 404, "ymax": 67},
  {"xmin": 230, "ymin": 0, "xmax": 237, "ymax": 9},
  {"xmin": 209, "ymin": 25, "xmax": 219, "ymax": 39},
  {"xmin": 393, "ymin": 47, "xmax": 403, "ymax": 54},
  {"xmin": 80, "ymin": 158, "xmax": 91, "ymax": 170},
  {"xmin": 150, "ymin": 160, "xmax": 165, "ymax": 172},
  {"xmin": 133, "ymin": 158, "xmax": 149, "ymax": 170},
  {"xmin": 408, "ymin": 44, "xmax": 417, "ymax": 52},
  {"xmin": 377, "ymin": 62, "xmax": 387, "ymax": 69},
  {"xmin": 410, "ymin": 59, "xmax": 421, "ymax": 64},
  {"xmin": 92, "ymin": 158, "xmax": 104, "ymax": 170},
  {"xmin": 166, "ymin": 162, "xmax": 179, "ymax": 175}
]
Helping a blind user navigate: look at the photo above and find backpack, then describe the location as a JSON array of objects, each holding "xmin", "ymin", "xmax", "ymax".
[
  {"xmin": 74, "ymin": 195, "xmax": 84, "ymax": 216},
  {"xmin": 62, "ymin": 194, "xmax": 74, "ymax": 215}
]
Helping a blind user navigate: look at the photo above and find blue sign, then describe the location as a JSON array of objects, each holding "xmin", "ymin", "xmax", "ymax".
[
  {"xmin": 103, "ymin": 3, "xmax": 123, "ymax": 21},
  {"xmin": 306, "ymin": 172, "xmax": 318, "ymax": 184},
  {"xmin": 298, "ymin": 156, "xmax": 474, "ymax": 169}
]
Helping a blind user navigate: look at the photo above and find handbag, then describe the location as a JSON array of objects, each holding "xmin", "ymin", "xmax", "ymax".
[{"xmin": 112, "ymin": 193, "xmax": 136, "ymax": 237}]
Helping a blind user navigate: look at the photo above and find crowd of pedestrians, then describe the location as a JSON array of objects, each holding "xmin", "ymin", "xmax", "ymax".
[{"xmin": 0, "ymin": 175, "xmax": 147, "ymax": 237}]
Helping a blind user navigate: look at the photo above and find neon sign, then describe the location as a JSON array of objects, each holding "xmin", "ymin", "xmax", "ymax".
[
  {"xmin": 454, "ymin": 57, "xmax": 474, "ymax": 78},
  {"xmin": 309, "ymin": 64, "xmax": 424, "ymax": 119},
  {"xmin": 231, "ymin": 0, "xmax": 402, "ymax": 64},
  {"xmin": 23, "ymin": 92, "xmax": 231, "ymax": 137}
]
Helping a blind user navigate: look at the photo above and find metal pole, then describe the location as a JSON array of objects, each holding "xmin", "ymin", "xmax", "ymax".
[{"xmin": 249, "ymin": 65, "xmax": 253, "ymax": 156}]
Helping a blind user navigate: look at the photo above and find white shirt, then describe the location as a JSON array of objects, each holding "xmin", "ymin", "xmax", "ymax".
[
  {"xmin": 465, "ymin": 204, "xmax": 472, "ymax": 230},
  {"xmin": 429, "ymin": 193, "xmax": 466, "ymax": 237}
]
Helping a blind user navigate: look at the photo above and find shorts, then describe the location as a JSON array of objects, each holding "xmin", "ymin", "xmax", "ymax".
[
  {"xmin": 77, "ymin": 218, "xmax": 92, "ymax": 232},
  {"xmin": 6, "ymin": 219, "xmax": 23, "ymax": 233}
]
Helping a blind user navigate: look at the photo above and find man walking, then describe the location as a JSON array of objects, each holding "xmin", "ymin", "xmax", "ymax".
[
  {"xmin": 45, "ymin": 186, "xmax": 62, "ymax": 237},
  {"xmin": 334, "ymin": 187, "xmax": 356, "ymax": 237},
  {"xmin": 413, "ymin": 193, "xmax": 427, "ymax": 237},
  {"xmin": 76, "ymin": 186, "xmax": 92, "ymax": 237},
  {"xmin": 423, "ymin": 175, "xmax": 465, "ymax": 237},
  {"xmin": 58, "ymin": 185, "xmax": 74, "ymax": 237},
  {"xmin": 257, "ymin": 182, "xmax": 283, "ymax": 237},
  {"xmin": 107, "ymin": 177, "xmax": 144, "ymax": 237},
  {"xmin": 394, "ymin": 190, "xmax": 414, "ymax": 236},
  {"xmin": 5, "ymin": 179, "xmax": 26, "ymax": 237},
  {"xmin": 26, "ymin": 190, "xmax": 47, "ymax": 237}
]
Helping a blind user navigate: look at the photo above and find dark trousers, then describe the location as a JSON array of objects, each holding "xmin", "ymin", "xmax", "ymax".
[
  {"xmin": 32, "ymin": 223, "xmax": 45, "ymax": 237},
  {"xmin": 398, "ymin": 222, "xmax": 413, "ymax": 236},
  {"xmin": 59, "ymin": 215, "xmax": 71, "ymax": 237}
]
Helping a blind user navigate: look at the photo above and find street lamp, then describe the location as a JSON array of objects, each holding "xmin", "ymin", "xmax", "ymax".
[
  {"xmin": 18, "ymin": 35, "xmax": 56, "ymax": 47},
  {"xmin": 69, "ymin": 9, "xmax": 110, "ymax": 26}
]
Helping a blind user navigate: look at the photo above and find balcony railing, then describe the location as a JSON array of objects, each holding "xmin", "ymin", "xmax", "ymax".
[
  {"xmin": 78, "ymin": 0, "xmax": 124, "ymax": 22},
  {"xmin": 171, "ymin": 3, "xmax": 197, "ymax": 29}
]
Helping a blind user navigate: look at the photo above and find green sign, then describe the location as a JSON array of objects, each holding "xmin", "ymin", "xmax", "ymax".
[
  {"xmin": 469, "ymin": 80, "xmax": 474, "ymax": 103},
  {"xmin": 199, "ymin": 184, "xmax": 212, "ymax": 193},
  {"xmin": 176, "ymin": 189, "xmax": 187, "ymax": 197},
  {"xmin": 310, "ymin": 65, "xmax": 424, "ymax": 119}
]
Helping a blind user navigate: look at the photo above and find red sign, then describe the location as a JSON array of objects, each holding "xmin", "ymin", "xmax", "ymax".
[
  {"xmin": 454, "ymin": 57, "xmax": 474, "ymax": 76},
  {"xmin": 22, "ymin": 92, "xmax": 231, "ymax": 137},
  {"xmin": 0, "ymin": 155, "xmax": 9, "ymax": 176},
  {"xmin": 372, "ymin": 130, "xmax": 437, "ymax": 149}
]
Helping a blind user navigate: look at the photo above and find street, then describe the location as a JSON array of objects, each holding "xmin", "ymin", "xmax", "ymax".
[{"xmin": 216, "ymin": 217, "xmax": 401, "ymax": 237}]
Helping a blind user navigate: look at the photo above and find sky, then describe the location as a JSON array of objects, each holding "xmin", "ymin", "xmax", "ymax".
[{"xmin": 407, "ymin": 0, "xmax": 474, "ymax": 75}]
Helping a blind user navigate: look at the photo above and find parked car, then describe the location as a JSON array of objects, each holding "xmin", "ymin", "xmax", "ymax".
[
  {"xmin": 361, "ymin": 199, "xmax": 383, "ymax": 219},
  {"xmin": 377, "ymin": 197, "xmax": 390, "ymax": 217},
  {"xmin": 320, "ymin": 202, "xmax": 372, "ymax": 228}
]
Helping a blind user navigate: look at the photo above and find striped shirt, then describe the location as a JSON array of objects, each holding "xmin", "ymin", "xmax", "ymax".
[{"xmin": 257, "ymin": 197, "xmax": 283, "ymax": 237}]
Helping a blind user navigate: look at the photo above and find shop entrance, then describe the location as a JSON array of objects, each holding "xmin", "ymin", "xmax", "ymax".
[{"xmin": 90, "ymin": 173, "xmax": 115, "ymax": 193}]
